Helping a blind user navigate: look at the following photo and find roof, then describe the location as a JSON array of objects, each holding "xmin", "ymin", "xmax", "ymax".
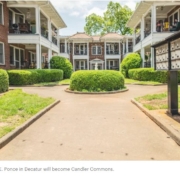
[
  {"xmin": 69, "ymin": 32, "xmax": 93, "ymax": 40},
  {"xmin": 7, "ymin": 0, "xmax": 67, "ymax": 29},
  {"xmin": 127, "ymin": 1, "xmax": 153, "ymax": 28},
  {"xmin": 100, "ymin": 33, "xmax": 124, "ymax": 40},
  {"xmin": 92, "ymin": 35, "xmax": 101, "ymax": 41},
  {"xmin": 127, "ymin": 0, "xmax": 180, "ymax": 28}
]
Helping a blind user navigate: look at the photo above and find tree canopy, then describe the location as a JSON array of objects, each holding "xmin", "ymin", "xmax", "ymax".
[{"xmin": 84, "ymin": 1, "xmax": 133, "ymax": 35}]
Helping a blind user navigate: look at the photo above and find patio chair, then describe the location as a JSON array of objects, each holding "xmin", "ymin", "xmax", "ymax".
[{"xmin": 170, "ymin": 22, "xmax": 180, "ymax": 32}]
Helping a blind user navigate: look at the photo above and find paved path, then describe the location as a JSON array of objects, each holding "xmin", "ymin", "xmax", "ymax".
[{"xmin": 0, "ymin": 85, "xmax": 180, "ymax": 160}]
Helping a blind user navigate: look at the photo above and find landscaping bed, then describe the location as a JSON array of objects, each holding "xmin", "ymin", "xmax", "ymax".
[
  {"xmin": 135, "ymin": 87, "xmax": 180, "ymax": 110},
  {"xmin": 0, "ymin": 89, "xmax": 55, "ymax": 138}
]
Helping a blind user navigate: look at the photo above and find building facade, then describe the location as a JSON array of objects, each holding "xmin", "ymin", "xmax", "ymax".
[
  {"xmin": 127, "ymin": 0, "xmax": 180, "ymax": 68},
  {"xmin": 59, "ymin": 32, "xmax": 133, "ymax": 71},
  {"xmin": 0, "ymin": 0, "xmax": 66, "ymax": 70}
]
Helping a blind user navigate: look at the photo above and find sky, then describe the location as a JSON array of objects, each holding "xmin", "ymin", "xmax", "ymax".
[{"xmin": 50, "ymin": 0, "xmax": 139, "ymax": 36}]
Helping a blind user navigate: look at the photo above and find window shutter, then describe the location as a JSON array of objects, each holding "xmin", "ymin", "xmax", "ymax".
[
  {"xmin": 0, "ymin": 44, "xmax": 3, "ymax": 64},
  {"xmin": 0, "ymin": 4, "xmax": 2, "ymax": 24}
]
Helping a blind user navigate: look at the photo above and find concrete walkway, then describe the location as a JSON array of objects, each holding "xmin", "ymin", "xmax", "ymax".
[{"xmin": 0, "ymin": 85, "xmax": 180, "ymax": 160}]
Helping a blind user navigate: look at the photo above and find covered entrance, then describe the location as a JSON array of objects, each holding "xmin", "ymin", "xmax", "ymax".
[{"xmin": 90, "ymin": 58, "xmax": 104, "ymax": 70}]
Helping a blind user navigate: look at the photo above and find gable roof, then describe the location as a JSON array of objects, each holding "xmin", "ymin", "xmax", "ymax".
[{"xmin": 69, "ymin": 32, "xmax": 93, "ymax": 40}]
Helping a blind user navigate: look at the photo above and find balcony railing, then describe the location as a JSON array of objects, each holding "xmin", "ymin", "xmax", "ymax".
[
  {"xmin": 106, "ymin": 51, "xmax": 119, "ymax": 55},
  {"xmin": 74, "ymin": 51, "xmax": 87, "ymax": 55},
  {"xmin": 106, "ymin": 66, "xmax": 119, "ymax": 70},
  {"xmin": 135, "ymin": 35, "xmax": 141, "ymax": 44},
  {"xmin": 52, "ymin": 36, "xmax": 57, "ymax": 45},
  {"xmin": 144, "ymin": 61, "xmax": 151, "ymax": 68}
]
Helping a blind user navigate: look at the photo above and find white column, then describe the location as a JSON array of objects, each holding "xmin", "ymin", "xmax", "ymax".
[
  {"xmin": 57, "ymin": 29, "xmax": 60, "ymax": 49},
  {"xmin": 122, "ymin": 43, "xmax": 125, "ymax": 55},
  {"xmin": 36, "ymin": 44, "xmax": 40, "ymax": 69},
  {"xmin": 104, "ymin": 41, "xmax": 106, "ymax": 70},
  {"xmin": 141, "ymin": 16, "xmax": 145, "ymax": 41},
  {"xmin": 65, "ymin": 39, "xmax": 67, "ymax": 53},
  {"xmin": 126, "ymin": 38, "xmax": 129, "ymax": 53},
  {"xmin": 48, "ymin": 48, "xmax": 52, "ymax": 69},
  {"xmin": 119, "ymin": 41, "xmax": 120, "ymax": 55},
  {"xmin": 151, "ymin": 47, "xmax": 154, "ymax": 68},
  {"xmin": 133, "ymin": 28, "xmax": 136, "ymax": 46},
  {"xmin": 35, "ymin": 7, "xmax": 40, "ymax": 34},
  {"xmin": 152, "ymin": 5, "xmax": 156, "ymax": 33},
  {"xmin": 87, "ymin": 42, "xmax": 89, "ymax": 70},
  {"xmin": 48, "ymin": 18, "xmax": 52, "ymax": 41},
  {"xmin": 141, "ymin": 47, "xmax": 145, "ymax": 68},
  {"xmin": 73, "ymin": 41, "xmax": 75, "ymax": 71}
]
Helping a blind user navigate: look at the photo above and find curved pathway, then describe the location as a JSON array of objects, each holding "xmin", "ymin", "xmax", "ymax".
[{"xmin": 0, "ymin": 85, "xmax": 180, "ymax": 160}]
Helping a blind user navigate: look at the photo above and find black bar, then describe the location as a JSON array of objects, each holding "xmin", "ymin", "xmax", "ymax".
[
  {"xmin": 154, "ymin": 48, "xmax": 156, "ymax": 70},
  {"xmin": 168, "ymin": 42, "xmax": 171, "ymax": 71},
  {"xmin": 167, "ymin": 71, "xmax": 179, "ymax": 115}
]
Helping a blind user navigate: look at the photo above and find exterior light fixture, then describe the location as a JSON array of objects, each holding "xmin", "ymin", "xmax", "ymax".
[{"xmin": 26, "ymin": 9, "xmax": 31, "ymax": 19}]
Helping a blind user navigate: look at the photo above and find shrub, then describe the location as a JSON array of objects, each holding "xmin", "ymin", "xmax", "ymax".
[
  {"xmin": 128, "ymin": 68, "xmax": 168, "ymax": 83},
  {"xmin": 50, "ymin": 56, "xmax": 73, "ymax": 79},
  {"xmin": 8, "ymin": 69, "xmax": 63, "ymax": 85},
  {"xmin": 70, "ymin": 70, "xmax": 125, "ymax": 92},
  {"xmin": 0, "ymin": 69, "xmax": 9, "ymax": 93},
  {"xmin": 120, "ymin": 53, "xmax": 142, "ymax": 78}
]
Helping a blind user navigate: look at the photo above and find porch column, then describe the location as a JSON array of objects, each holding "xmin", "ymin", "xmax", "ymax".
[
  {"xmin": 48, "ymin": 18, "xmax": 52, "ymax": 41},
  {"xmin": 151, "ymin": 5, "xmax": 156, "ymax": 33},
  {"xmin": 133, "ymin": 28, "xmax": 136, "ymax": 46},
  {"xmin": 35, "ymin": 7, "xmax": 40, "ymax": 34},
  {"xmin": 48, "ymin": 48, "xmax": 52, "ymax": 69},
  {"xmin": 126, "ymin": 38, "xmax": 129, "ymax": 53},
  {"xmin": 36, "ymin": 44, "xmax": 41, "ymax": 69},
  {"xmin": 141, "ymin": 47, "xmax": 145, "ymax": 68},
  {"xmin": 104, "ymin": 41, "xmax": 106, "ymax": 70},
  {"xmin": 151, "ymin": 47, "xmax": 154, "ymax": 68},
  {"xmin": 122, "ymin": 42, "xmax": 125, "ymax": 55},
  {"xmin": 87, "ymin": 42, "xmax": 89, "ymax": 70},
  {"xmin": 141, "ymin": 16, "xmax": 145, "ymax": 40},
  {"xmin": 57, "ymin": 29, "xmax": 60, "ymax": 49},
  {"xmin": 119, "ymin": 41, "xmax": 121, "ymax": 56},
  {"xmin": 65, "ymin": 39, "xmax": 67, "ymax": 53},
  {"xmin": 73, "ymin": 41, "xmax": 75, "ymax": 71}
]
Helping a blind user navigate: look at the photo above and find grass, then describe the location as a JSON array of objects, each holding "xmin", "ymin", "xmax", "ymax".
[
  {"xmin": 0, "ymin": 89, "xmax": 55, "ymax": 138},
  {"xmin": 125, "ymin": 78, "xmax": 163, "ymax": 85},
  {"xmin": 135, "ymin": 88, "xmax": 180, "ymax": 110},
  {"xmin": 33, "ymin": 79, "xmax": 71, "ymax": 86}
]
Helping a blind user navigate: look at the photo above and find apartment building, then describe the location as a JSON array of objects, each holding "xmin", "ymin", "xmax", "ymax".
[
  {"xmin": 127, "ymin": 0, "xmax": 180, "ymax": 68},
  {"xmin": 59, "ymin": 32, "xmax": 133, "ymax": 71},
  {"xmin": 0, "ymin": 0, "xmax": 66, "ymax": 69}
]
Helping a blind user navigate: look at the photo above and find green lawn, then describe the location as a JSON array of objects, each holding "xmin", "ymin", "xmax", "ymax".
[
  {"xmin": 125, "ymin": 78, "xmax": 163, "ymax": 85},
  {"xmin": 0, "ymin": 89, "xmax": 55, "ymax": 138},
  {"xmin": 135, "ymin": 88, "xmax": 180, "ymax": 110},
  {"xmin": 33, "ymin": 79, "xmax": 70, "ymax": 86}
]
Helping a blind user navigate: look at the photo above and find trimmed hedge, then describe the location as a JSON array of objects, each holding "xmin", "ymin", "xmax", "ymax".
[
  {"xmin": 120, "ymin": 53, "xmax": 142, "ymax": 78},
  {"xmin": 70, "ymin": 70, "xmax": 125, "ymax": 92},
  {"xmin": 50, "ymin": 56, "xmax": 73, "ymax": 79},
  {"xmin": 8, "ymin": 69, "xmax": 63, "ymax": 85},
  {"xmin": 0, "ymin": 69, "xmax": 9, "ymax": 93},
  {"xmin": 128, "ymin": 68, "xmax": 168, "ymax": 83}
]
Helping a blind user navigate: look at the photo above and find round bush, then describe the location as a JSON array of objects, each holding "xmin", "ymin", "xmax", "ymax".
[
  {"xmin": 50, "ymin": 56, "xmax": 73, "ymax": 79},
  {"xmin": 0, "ymin": 69, "xmax": 9, "ymax": 93},
  {"xmin": 70, "ymin": 70, "xmax": 125, "ymax": 92},
  {"xmin": 120, "ymin": 53, "xmax": 142, "ymax": 78}
]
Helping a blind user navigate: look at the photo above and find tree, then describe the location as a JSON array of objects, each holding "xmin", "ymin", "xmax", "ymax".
[{"xmin": 84, "ymin": 1, "xmax": 133, "ymax": 35}]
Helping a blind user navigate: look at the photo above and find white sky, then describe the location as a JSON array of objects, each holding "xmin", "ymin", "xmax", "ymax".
[{"xmin": 50, "ymin": 0, "xmax": 139, "ymax": 36}]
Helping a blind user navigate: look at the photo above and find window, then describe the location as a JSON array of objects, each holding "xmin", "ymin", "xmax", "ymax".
[
  {"xmin": 0, "ymin": 3, "xmax": 3, "ymax": 25},
  {"xmin": 92, "ymin": 46, "xmax": 101, "ymax": 55},
  {"xmin": 10, "ymin": 46, "xmax": 14, "ymax": 65},
  {"xmin": 0, "ymin": 43, "xmax": 4, "ymax": 64}
]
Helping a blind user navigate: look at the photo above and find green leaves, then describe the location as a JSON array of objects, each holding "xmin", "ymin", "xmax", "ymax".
[
  {"xmin": 50, "ymin": 56, "xmax": 73, "ymax": 79},
  {"xmin": 0, "ymin": 69, "xmax": 9, "ymax": 93},
  {"xmin": 70, "ymin": 70, "xmax": 125, "ymax": 92},
  {"xmin": 84, "ymin": 1, "xmax": 133, "ymax": 35}
]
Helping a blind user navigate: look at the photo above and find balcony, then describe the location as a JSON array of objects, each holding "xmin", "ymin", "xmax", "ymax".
[{"xmin": 106, "ymin": 50, "xmax": 119, "ymax": 55}]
